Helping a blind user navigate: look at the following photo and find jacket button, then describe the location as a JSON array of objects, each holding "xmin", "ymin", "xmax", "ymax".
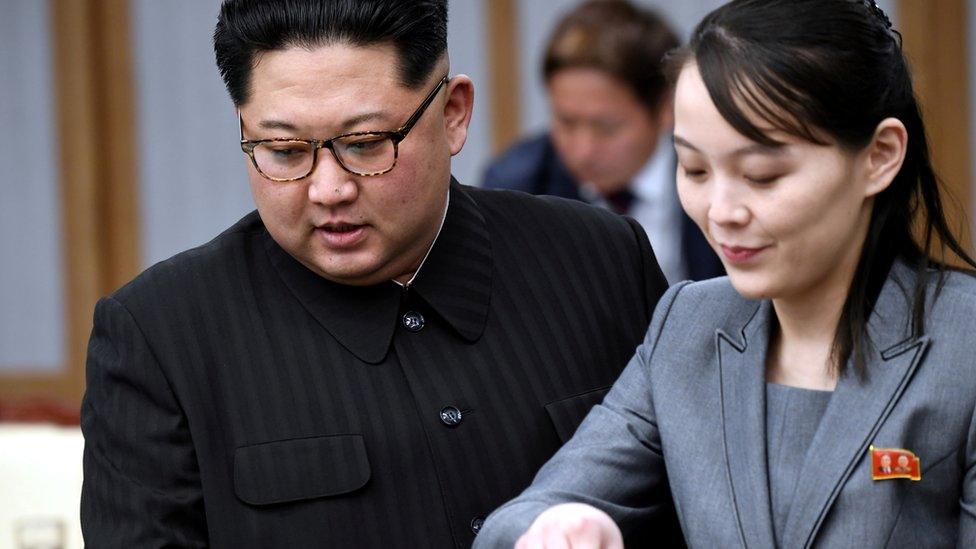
[
  {"xmin": 402, "ymin": 311, "xmax": 425, "ymax": 332},
  {"xmin": 470, "ymin": 517, "xmax": 485, "ymax": 535},
  {"xmin": 439, "ymin": 406, "xmax": 462, "ymax": 427}
]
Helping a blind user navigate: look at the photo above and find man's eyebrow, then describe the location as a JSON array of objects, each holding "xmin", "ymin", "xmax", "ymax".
[
  {"xmin": 257, "ymin": 120, "xmax": 299, "ymax": 132},
  {"xmin": 257, "ymin": 111, "xmax": 395, "ymax": 135},
  {"xmin": 673, "ymin": 134, "xmax": 787, "ymax": 157},
  {"xmin": 341, "ymin": 111, "xmax": 393, "ymax": 130}
]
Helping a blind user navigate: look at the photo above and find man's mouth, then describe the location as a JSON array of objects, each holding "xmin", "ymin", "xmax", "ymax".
[{"xmin": 316, "ymin": 222, "xmax": 369, "ymax": 249}]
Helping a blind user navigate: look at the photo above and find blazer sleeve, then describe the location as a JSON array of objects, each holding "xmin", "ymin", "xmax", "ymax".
[
  {"xmin": 960, "ymin": 399, "xmax": 976, "ymax": 544},
  {"xmin": 474, "ymin": 282, "xmax": 689, "ymax": 548},
  {"xmin": 80, "ymin": 296, "xmax": 207, "ymax": 548}
]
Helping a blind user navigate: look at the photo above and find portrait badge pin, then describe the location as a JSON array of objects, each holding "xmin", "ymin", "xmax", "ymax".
[{"xmin": 870, "ymin": 445, "xmax": 921, "ymax": 481}]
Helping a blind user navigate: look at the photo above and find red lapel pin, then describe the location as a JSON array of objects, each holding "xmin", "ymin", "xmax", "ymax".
[{"xmin": 870, "ymin": 445, "xmax": 921, "ymax": 481}]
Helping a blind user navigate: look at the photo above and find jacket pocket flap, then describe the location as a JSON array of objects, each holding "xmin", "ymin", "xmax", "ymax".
[
  {"xmin": 544, "ymin": 386, "xmax": 611, "ymax": 443},
  {"xmin": 234, "ymin": 434, "xmax": 371, "ymax": 505}
]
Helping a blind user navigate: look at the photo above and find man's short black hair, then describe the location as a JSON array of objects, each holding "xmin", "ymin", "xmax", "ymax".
[{"xmin": 214, "ymin": 0, "xmax": 449, "ymax": 106}]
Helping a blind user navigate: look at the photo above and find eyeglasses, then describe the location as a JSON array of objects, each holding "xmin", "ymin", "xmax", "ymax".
[{"xmin": 239, "ymin": 76, "xmax": 449, "ymax": 181}]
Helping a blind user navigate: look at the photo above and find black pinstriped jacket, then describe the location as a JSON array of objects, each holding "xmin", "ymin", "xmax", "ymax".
[{"xmin": 80, "ymin": 180, "xmax": 675, "ymax": 548}]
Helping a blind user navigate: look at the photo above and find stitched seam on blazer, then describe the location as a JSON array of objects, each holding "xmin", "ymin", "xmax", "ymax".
[
  {"xmin": 642, "ymin": 281, "xmax": 692, "ymax": 372},
  {"xmin": 104, "ymin": 295, "xmax": 187, "ymax": 414},
  {"xmin": 636, "ymin": 282, "xmax": 690, "ymax": 483},
  {"xmin": 717, "ymin": 332, "xmax": 749, "ymax": 549},
  {"xmin": 83, "ymin": 400, "xmax": 185, "ymax": 500},
  {"xmin": 543, "ymin": 385, "xmax": 613, "ymax": 408},
  {"xmin": 85, "ymin": 297, "xmax": 201, "ymax": 500},
  {"xmin": 234, "ymin": 432, "xmax": 367, "ymax": 450}
]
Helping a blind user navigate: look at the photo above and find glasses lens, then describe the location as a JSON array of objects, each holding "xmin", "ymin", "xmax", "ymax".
[
  {"xmin": 333, "ymin": 134, "xmax": 396, "ymax": 175},
  {"xmin": 252, "ymin": 141, "xmax": 315, "ymax": 180}
]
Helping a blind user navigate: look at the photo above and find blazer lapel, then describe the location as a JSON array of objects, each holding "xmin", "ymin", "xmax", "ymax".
[
  {"xmin": 718, "ymin": 300, "xmax": 776, "ymax": 548},
  {"xmin": 781, "ymin": 263, "xmax": 931, "ymax": 548}
]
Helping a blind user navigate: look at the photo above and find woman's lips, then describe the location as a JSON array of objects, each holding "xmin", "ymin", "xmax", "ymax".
[
  {"xmin": 316, "ymin": 224, "xmax": 368, "ymax": 249},
  {"xmin": 720, "ymin": 244, "xmax": 768, "ymax": 264}
]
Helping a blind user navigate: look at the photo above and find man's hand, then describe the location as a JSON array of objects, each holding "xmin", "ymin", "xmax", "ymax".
[{"xmin": 514, "ymin": 503, "xmax": 624, "ymax": 549}]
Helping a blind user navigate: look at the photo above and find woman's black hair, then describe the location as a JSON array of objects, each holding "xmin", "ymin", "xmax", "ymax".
[{"xmin": 673, "ymin": 0, "xmax": 975, "ymax": 376}]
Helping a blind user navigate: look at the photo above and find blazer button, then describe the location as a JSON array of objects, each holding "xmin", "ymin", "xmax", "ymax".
[
  {"xmin": 470, "ymin": 517, "xmax": 485, "ymax": 535},
  {"xmin": 439, "ymin": 406, "xmax": 462, "ymax": 427},
  {"xmin": 402, "ymin": 311, "xmax": 425, "ymax": 332}
]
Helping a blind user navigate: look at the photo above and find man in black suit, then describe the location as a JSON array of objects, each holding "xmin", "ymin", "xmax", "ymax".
[
  {"xmin": 80, "ymin": 1, "xmax": 675, "ymax": 547},
  {"xmin": 483, "ymin": 0, "xmax": 723, "ymax": 284}
]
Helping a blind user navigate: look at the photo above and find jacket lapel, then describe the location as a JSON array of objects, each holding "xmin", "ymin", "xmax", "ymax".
[
  {"xmin": 780, "ymin": 263, "xmax": 930, "ymax": 548},
  {"xmin": 718, "ymin": 300, "xmax": 776, "ymax": 548}
]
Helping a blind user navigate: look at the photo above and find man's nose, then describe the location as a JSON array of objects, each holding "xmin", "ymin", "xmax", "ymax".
[
  {"xmin": 306, "ymin": 148, "xmax": 359, "ymax": 206},
  {"xmin": 561, "ymin": 126, "xmax": 601, "ymax": 163}
]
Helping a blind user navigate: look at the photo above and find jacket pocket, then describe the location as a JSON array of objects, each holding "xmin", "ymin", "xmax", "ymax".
[
  {"xmin": 544, "ymin": 386, "xmax": 611, "ymax": 443},
  {"xmin": 234, "ymin": 434, "xmax": 371, "ymax": 505}
]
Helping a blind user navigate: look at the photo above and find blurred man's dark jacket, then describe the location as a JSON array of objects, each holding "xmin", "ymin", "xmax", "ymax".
[{"xmin": 484, "ymin": 134, "xmax": 724, "ymax": 282}]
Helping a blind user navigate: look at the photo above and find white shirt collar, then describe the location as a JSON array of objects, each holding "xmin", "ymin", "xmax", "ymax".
[
  {"xmin": 393, "ymin": 190, "xmax": 451, "ymax": 288},
  {"xmin": 630, "ymin": 133, "xmax": 674, "ymax": 202},
  {"xmin": 578, "ymin": 133, "xmax": 674, "ymax": 205}
]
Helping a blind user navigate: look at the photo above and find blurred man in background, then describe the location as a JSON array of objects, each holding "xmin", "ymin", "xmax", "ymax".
[{"xmin": 484, "ymin": 0, "xmax": 723, "ymax": 283}]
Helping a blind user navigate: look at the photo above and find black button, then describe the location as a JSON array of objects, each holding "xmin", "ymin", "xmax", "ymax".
[
  {"xmin": 402, "ymin": 311, "xmax": 425, "ymax": 332},
  {"xmin": 470, "ymin": 517, "xmax": 485, "ymax": 535},
  {"xmin": 439, "ymin": 406, "xmax": 462, "ymax": 427}
]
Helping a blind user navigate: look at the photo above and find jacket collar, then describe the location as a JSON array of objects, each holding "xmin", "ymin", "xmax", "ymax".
[
  {"xmin": 717, "ymin": 259, "xmax": 930, "ymax": 548},
  {"xmin": 408, "ymin": 181, "xmax": 492, "ymax": 343},
  {"xmin": 264, "ymin": 179, "xmax": 492, "ymax": 364}
]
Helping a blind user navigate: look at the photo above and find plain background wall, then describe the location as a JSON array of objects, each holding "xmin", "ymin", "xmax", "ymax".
[{"xmin": 0, "ymin": 0, "xmax": 64, "ymax": 371}]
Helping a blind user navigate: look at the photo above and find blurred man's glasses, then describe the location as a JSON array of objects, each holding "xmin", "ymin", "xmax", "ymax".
[{"xmin": 239, "ymin": 76, "xmax": 449, "ymax": 181}]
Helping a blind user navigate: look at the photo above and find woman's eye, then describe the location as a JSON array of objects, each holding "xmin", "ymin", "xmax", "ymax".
[
  {"xmin": 682, "ymin": 167, "xmax": 707, "ymax": 180},
  {"xmin": 745, "ymin": 174, "xmax": 781, "ymax": 185}
]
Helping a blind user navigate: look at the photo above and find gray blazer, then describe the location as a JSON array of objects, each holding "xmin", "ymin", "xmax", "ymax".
[{"xmin": 476, "ymin": 262, "xmax": 976, "ymax": 548}]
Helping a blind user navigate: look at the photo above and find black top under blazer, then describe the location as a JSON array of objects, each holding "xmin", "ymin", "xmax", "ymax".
[{"xmin": 80, "ymin": 181, "xmax": 676, "ymax": 548}]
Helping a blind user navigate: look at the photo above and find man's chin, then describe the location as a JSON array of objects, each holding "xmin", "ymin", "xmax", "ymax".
[
  {"xmin": 314, "ymin": 268, "xmax": 388, "ymax": 287},
  {"xmin": 297, "ymin": 252, "xmax": 390, "ymax": 287},
  {"xmin": 589, "ymin": 179, "xmax": 632, "ymax": 196}
]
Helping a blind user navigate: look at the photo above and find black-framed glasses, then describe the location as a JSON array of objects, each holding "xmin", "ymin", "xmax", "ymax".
[{"xmin": 240, "ymin": 76, "xmax": 449, "ymax": 181}]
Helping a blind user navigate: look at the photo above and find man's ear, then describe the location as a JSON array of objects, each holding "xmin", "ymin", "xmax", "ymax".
[
  {"xmin": 443, "ymin": 75, "xmax": 474, "ymax": 155},
  {"xmin": 861, "ymin": 117, "xmax": 907, "ymax": 198}
]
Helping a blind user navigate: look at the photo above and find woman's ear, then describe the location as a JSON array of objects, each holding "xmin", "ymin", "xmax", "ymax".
[
  {"xmin": 861, "ymin": 117, "xmax": 908, "ymax": 197},
  {"xmin": 442, "ymin": 75, "xmax": 474, "ymax": 156}
]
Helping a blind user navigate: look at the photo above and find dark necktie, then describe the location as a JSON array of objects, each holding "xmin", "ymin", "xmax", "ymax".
[{"xmin": 604, "ymin": 187, "xmax": 636, "ymax": 215}]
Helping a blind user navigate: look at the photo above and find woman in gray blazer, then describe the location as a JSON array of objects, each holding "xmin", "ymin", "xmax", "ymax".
[{"xmin": 476, "ymin": 0, "xmax": 976, "ymax": 547}]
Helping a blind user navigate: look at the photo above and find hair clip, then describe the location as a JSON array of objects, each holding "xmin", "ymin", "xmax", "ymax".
[{"xmin": 864, "ymin": 0, "xmax": 893, "ymax": 30}]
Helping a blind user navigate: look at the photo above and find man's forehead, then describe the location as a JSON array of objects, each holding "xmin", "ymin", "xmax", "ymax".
[
  {"xmin": 250, "ymin": 44, "xmax": 402, "ymax": 94},
  {"xmin": 250, "ymin": 110, "xmax": 394, "ymax": 135},
  {"xmin": 243, "ymin": 44, "xmax": 412, "ymax": 133}
]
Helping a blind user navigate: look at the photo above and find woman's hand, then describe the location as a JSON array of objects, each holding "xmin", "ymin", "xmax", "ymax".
[{"xmin": 514, "ymin": 503, "xmax": 624, "ymax": 549}]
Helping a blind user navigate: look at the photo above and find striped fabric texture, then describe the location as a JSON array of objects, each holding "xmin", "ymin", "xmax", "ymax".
[{"xmin": 81, "ymin": 180, "xmax": 671, "ymax": 548}]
